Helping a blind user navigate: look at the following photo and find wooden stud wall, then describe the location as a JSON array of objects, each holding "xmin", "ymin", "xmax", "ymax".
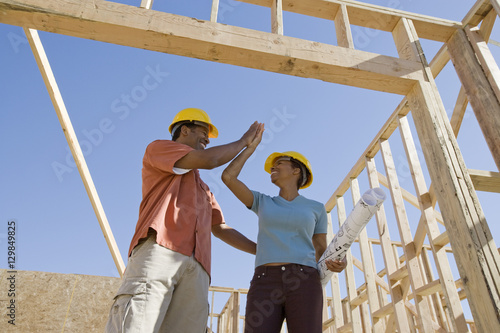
[{"xmin": 1, "ymin": 0, "xmax": 500, "ymax": 332}]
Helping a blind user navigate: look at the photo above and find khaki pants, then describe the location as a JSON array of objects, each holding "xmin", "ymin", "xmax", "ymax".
[{"xmin": 105, "ymin": 232, "xmax": 209, "ymax": 333}]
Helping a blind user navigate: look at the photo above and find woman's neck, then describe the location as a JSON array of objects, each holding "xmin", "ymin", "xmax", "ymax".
[{"xmin": 278, "ymin": 185, "xmax": 300, "ymax": 201}]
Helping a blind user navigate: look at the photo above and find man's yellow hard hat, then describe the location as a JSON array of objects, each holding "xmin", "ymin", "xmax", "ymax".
[
  {"xmin": 264, "ymin": 151, "xmax": 313, "ymax": 188},
  {"xmin": 168, "ymin": 108, "xmax": 219, "ymax": 138}
]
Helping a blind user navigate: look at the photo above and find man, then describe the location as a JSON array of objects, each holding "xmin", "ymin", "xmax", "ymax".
[{"xmin": 105, "ymin": 107, "xmax": 260, "ymax": 333}]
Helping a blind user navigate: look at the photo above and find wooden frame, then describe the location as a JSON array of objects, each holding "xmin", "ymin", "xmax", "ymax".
[{"xmin": 1, "ymin": 0, "xmax": 499, "ymax": 331}]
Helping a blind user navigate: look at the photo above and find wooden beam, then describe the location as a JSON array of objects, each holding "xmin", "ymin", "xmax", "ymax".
[
  {"xmin": 400, "ymin": 114, "xmax": 468, "ymax": 332},
  {"xmin": 231, "ymin": 291, "xmax": 240, "ymax": 332},
  {"xmin": 236, "ymin": 0, "xmax": 461, "ymax": 42},
  {"xmin": 466, "ymin": 27, "xmax": 500, "ymax": 103},
  {"xmin": 462, "ymin": 0, "xmax": 492, "ymax": 28},
  {"xmin": 468, "ymin": 169, "xmax": 500, "ymax": 193},
  {"xmin": 336, "ymin": 195, "xmax": 363, "ymax": 332},
  {"xmin": 140, "ymin": 0, "xmax": 153, "ymax": 9},
  {"xmin": 447, "ymin": 29, "xmax": 500, "ymax": 171},
  {"xmin": 350, "ymin": 179, "xmax": 385, "ymax": 331},
  {"xmin": 211, "ymin": 0, "xmax": 220, "ymax": 23},
  {"xmin": 0, "ymin": 0, "xmax": 425, "ymax": 95},
  {"xmin": 388, "ymin": 266, "xmax": 408, "ymax": 282},
  {"xmin": 420, "ymin": 250, "xmax": 450, "ymax": 330},
  {"xmin": 491, "ymin": 0, "xmax": 500, "ymax": 19},
  {"xmin": 408, "ymin": 80, "xmax": 500, "ymax": 333},
  {"xmin": 478, "ymin": 7, "xmax": 497, "ymax": 42},
  {"xmin": 377, "ymin": 172, "xmax": 445, "ymax": 226},
  {"xmin": 372, "ymin": 303, "xmax": 393, "ymax": 319},
  {"xmin": 335, "ymin": 4, "xmax": 354, "ymax": 49},
  {"xmin": 449, "ymin": 87, "xmax": 469, "ymax": 137},
  {"xmin": 365, "ymin": 157, "xmax": 411, "ymax": 332},
  {"xmin": 271, "ymin": 0, "xmax": 283, "ymax": 35},
  {"xmin": 326, "ymin": 212, "xmax": 344, "ymax": 330},
  {"xmin": 432, "ymin": 231, "xmax": 450, "ymax": 248},
  {"xmin": 23, "ymin": 28, "xmax": 126, "ymax": 276}
]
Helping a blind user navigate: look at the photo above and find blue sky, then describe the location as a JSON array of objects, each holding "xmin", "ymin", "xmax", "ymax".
[{"xmin": 1, "ymin": 0, "xmax": 499, "ymax": 325}]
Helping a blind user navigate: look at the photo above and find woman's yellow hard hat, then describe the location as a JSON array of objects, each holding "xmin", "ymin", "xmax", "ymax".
[
  {"xmin": 264, "ymin": 151, "xmax": 313, "ymax": 188},
  {"xmin": 169, "ymin": 108, "xmax": 219, "ymax": 138}
]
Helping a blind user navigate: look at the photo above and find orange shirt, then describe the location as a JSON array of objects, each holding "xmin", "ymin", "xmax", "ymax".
[{"xmin": 128, "ymin": 140, "xmax": 225, "ymax": 276}]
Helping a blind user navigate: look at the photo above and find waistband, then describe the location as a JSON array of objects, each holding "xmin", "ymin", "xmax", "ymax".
[{"xmin": 254, "ymin": 263, "xmax": 317, "ymax": 275}]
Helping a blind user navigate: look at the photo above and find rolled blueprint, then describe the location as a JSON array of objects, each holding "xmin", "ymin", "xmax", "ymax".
[{"xmin": 318, "ymin": 187, "xmax": 386, "ymax": 287}]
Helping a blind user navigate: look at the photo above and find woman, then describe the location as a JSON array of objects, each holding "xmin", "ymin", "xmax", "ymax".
[{"xmin": 221, "ymin": 125, "xmax": 346, "ymax": 333}]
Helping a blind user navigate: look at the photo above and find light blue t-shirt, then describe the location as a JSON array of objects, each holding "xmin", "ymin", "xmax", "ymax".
[{"xmin": 250, "ymin": 191, "xmax": 328, "ymax": 269}]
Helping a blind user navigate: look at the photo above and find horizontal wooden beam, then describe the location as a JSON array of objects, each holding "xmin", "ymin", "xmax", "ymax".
[
  {"xmin": 237, "ymin": 0, "xmax": 461, "ymax": 42},
  {"xmin": 372, "ymin": 303, "xmax": 394, "ymax": 318},
  {"xmin": 469, "ymin": 169, "xmax": 500, "ymax": 193},
  {"xmin": 0, "ymin": 0, "xmax": 424, "ymax": 95},
  {"xmin": 414, "ymin": 278, "xmax": 442, "ymax": 297},
  {"xmin": 389, "ymin": 265, "xmax": 408, "ymax": 282}
]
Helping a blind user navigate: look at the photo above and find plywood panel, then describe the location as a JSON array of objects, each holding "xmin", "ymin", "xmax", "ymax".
[{"xmin": 0, "ymin": 269, "xmax": 120, "ymax": 333}]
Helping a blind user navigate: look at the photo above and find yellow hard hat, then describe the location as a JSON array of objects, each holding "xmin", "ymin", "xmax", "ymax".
[
  {"xmin": 264, "ymin": 151, "xmax": 313, "ymax": 189},
  {"xmin": 168, "ymin": 108, "xmax": 219, "ymax": 138}
]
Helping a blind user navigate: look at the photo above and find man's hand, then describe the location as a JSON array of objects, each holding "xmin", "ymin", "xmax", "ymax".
[
  {"xmin": 240, "ymin": 121, "xmax": 262, "ymax": 147},
  {"xmin": 325, "ymin": 257, "xmax": 347, "ymax": 273}
]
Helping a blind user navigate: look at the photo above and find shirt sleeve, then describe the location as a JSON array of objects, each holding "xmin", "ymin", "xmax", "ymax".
[
  {"xmin": 314, "ymin": 204, "xmax": 329, "ymax": 234},
  {"xmin": 144, "ymin": 140, "xmax": 194, "ymax": 173},
  {"xmin": 211, "ymin": 193, "xmax": 225, "ymax": 226},
  {"xmin": 250, "ymin": 190, "xmax": 262, "ymax": 213}
]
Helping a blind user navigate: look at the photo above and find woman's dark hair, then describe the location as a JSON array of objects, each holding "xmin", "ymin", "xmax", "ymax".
[
  {"xmin": 290, "ymin": 158, "xmax": 310, "ymax": 190},
  {"xmin": 172, "ymin": 122, "xmax": 198, "ymax": 141}
]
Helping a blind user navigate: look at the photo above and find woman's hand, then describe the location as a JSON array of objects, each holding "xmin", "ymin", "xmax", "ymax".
[
  {"xmin": 325, "ymin": 257, "xmax": 347, "ymax": 273},
  {"xmin": 247, "ymin": 123, "xmax": 264, "ymax": 150}
]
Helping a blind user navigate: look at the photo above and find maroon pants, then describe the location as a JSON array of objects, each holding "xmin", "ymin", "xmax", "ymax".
[{"xmin": 244, "ymin": 264, "xmax": 323, "ymax": 333}]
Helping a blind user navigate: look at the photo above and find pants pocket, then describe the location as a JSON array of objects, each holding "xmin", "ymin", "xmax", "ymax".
[{"xmin": 106, "ymin": 279, "xmax": 148, "ymax": 333}]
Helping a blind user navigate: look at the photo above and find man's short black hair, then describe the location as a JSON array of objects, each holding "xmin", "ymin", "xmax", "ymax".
[{"xmin": 172, "ymin": 122, "xmax": 198, "ymax": 141}]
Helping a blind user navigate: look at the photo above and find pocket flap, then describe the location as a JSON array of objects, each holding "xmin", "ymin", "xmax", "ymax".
[{"xmin": 114, "ymin": 278, "xmax": 148, "ymax": 299}]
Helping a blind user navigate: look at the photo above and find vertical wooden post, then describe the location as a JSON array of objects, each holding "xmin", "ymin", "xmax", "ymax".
[
  {"xmin": 394, "ymin": 17, "xmax": 500, "ymax": 331},
  {"xmin": 420, "ymin": 250, "xmax": 449, "ymax": 331},
  {"xmin": 398, "ymin": 114, "xmax": 468, "ymax": 332},
  {"xmin": 271, "ymin": 0, "xmax": 283, "ymax": 35},
  {"xmin": 335, "ymin": 4, "xmax": 354, "ymax": 48},
  {"xmin": 365, "ymin": 157, "xmax": 411, "ymax": 332},
  {"xmin": 447, "ymin": 28, "xmax": 500, "ymax": 171},
  {"xmin": 336, "ymin": 195, "xmax": 363, "ymax": 332},
  {"xmin": 350, "ymin": 178, "xmax": 384, "ymax": 332},
  {"xmin": 210, "ymin": 289, "xmax": 216, "ymax": 331},
  {"xmin": 407, "ymin": 79, "xmax": 500, "ymax": 333},
  {"xmin": 327, "ymin": 211, "xmax": 343, "ymax": 333},
  {"xmin": 379, "ymin": 139, "xmax": 435, "ymax": 332},
  {"xmin": 211, "ymin": 0, "xmax": 220, "ymax": 23},
  {"xmin": 231, "ymin": 290, "xmax": 240, "ymax": 333},
  {"xmin": 139, "ymin": 0, "xmax": 153, "ymax": 9}
]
